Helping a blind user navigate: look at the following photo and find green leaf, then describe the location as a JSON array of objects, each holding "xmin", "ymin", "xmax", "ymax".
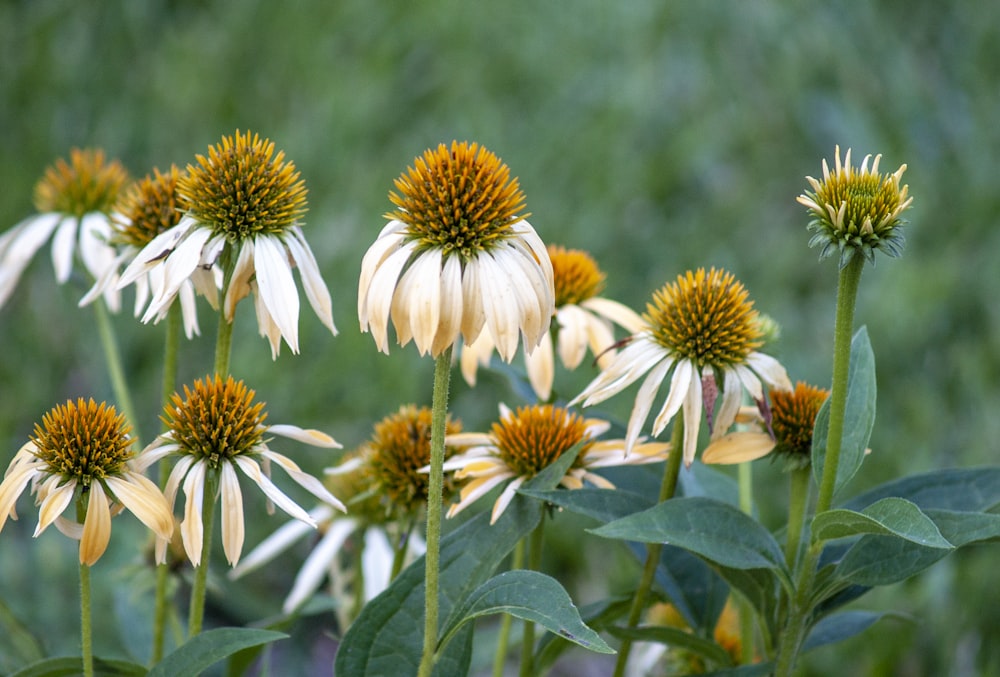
[
  {"xmin": 517, "ymin": 487, "xmax": 653, "ymax": 523},
  {"xmin": 656, "ymin": 545, "xmax": 730, "ymax": 637},
  {"xmin": 842, "ymin": 466, "xmax": 1000, "ymax": 513},
  {"xmin": 439, "ymin": 570, "xmax": 613, "ymax": 654},
  {"xmin": 834, "ymin": 535, "xmax": 950, "ymax": 586},
  {"xmin": 925, "ymin": 509, "xmax": 1000, "ymax": 546},
  {"xmin": 712, "ymin": 565, "xmax": 780, "ymax": 638},
  {"xmin": 812, "ymin": 326, "xmax": 876, "ymax": 496},
  {"xmin": 9, "ymin": 657, "xmax": 147, "ymax": 677},
  {"xmin": 607, "ymin": 625, "xmax": 732, "ymax": 667},
  {"xmin": 535, "ymin": 596, "xmax": 633, "ymax": 672},
  {"xmin": 812, "ymin": 497, "xmax": 953, "ymax": 549},
  {"xmin": 590, "ymin": 497, "xmax": 787, "ymax": 574},
  {"xmin": 147, "ymin": 628, "xmax": 287, "ymax": 677},
  {"xmin": 802, "ymin": 610, "xmax": 897, "ymax": 652},
  {"xmin": 335, "ymin": 495, "xmax": 542, "ymax": 677},
  {"xmin": 0, "ymin": 600, "xmax": 45, "ymax": 671}
]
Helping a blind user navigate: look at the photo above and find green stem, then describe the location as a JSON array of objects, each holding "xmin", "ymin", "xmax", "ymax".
[
  {"xmin": 188, "ymin": 468, "xmax": 218, "ymax": 637},
  {"xmin": 152, "ymin": 303, "xmax": 182, "ymax": 664},
  {"xmin": 93, "ymin": 298, "xmax": 141, "ymax": 447},
  {"xmin": 78, "ymin": 497, "xmax": 94, "ymax": 677},
  {"xmin": 774, "ymin": 257, "xmax": 865, "ymax": 676},
  {"xmin": 493, "ymin": 539, "xmax": 526, "ymax": 677},
  {"xmin": 214, "ymin": 313, "xmax": 234, "ymax": 377},
  {"xmin": 417, "ymin": 347, "xmax": 453, "ymax": 677},
  {"xmin": 784, "ymin": 467, "xmax": 812, "ymax": 571},
  {"xmin": 519, "ymin": 515, "xmax": 546, "ymax": 677},
  {"xmin": 390, "ymin": 518, "xmax": 416, "ymax": 581},
  {"xmin": 737, "ymin": 462, "xmax": 755, "ymax": 663},
  {"xmin": 612, "ymin": 419, "xmax": 685, "ymax": 677}
]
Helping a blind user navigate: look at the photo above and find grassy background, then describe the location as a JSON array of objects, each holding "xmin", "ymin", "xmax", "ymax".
[{"xmin": 2, "ymin": 1, "xmax": 999, "ymax": 674}]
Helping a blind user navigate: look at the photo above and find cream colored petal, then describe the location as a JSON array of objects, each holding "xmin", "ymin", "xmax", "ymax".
[
  {"xmin": 287, "ymin": 227, "xmax": 337, "ymax": 336},
  {"xmin": 253, "ymin": 284, "xmax": 284, "ymax": 359},
  {"xmin": 161, "ymin": 454, "xmax": 194, "ymax": 514},
  {"xmin": 432, "ymin": 253, "xmax": 464, "ymax": 356},
  {"xmin": 560, "ymin": 473, "xmax": 585, "ymax": 490},
  {"xmin": 106, "ymin": 473, "xmax": 173, "ymax": 540},
  {"xmin": 260, "ymin": 450, "xmax": 347, "ymax": 512},
  {"xmin": 255, "ymin": 235, "xmax": 301, "ymax": 354},
  {"xmin": 0, "ymin": 462, "xmax": 40, "ymax": 533},
  {"xmin": 268, "ymin": 424, "xmax": 342, "ymax": 448},
  {"xmin": 651, "ymin": 359, "xmax": 693, "ymax": 437},
  {"xmin": 283, "ymin": 518, "xmax": 356, "ymax": 613},
  {"xmin": 681, "ymin": 373, "xmax": 704, "ymax": 467},
  {"xmin": 118, "ymin": 218, "xmax": 194, "ymax": 287},
  {"xmin": 444, "ymin": 432, "xmax": 496, "ymax": 447},
  {"xmin": 490, "ymin": 475, "xmax": 526, "ymax": 525},
  {"xmin": 392, "ymin": 249, "xmax": 442, "ymax": 355},
  {"xmin": 555, "ymin": 305, "xmax": 590, "ymax": 370},
  {"xmin": 234, "ymin": 456, "xmax": 316, "ymax": 525},
  {"xmin": 362, "ymin": 527, "xmax": 395, "ymax": 601},
  {"xmin": 477, "ymin": 252, "xmax": 522, "ymax": 362},
  {"xmin": 446, "ymin": 472, "xmax": 513, "ymax": 519},
  {"xmin": 702, "ymin": 432, "xmax": 776, "ymax": 465},
  {"xmin": 225, "ymin": 240, "xmax": 255, "ymax": 321},
  {"xmin": 130, "ymin": 440, "xmax": 180, "ymax": 474},
  {"xmin": 362, "ymin": 244, "xmax": 413, "ymax": 352},
  {"xmin": 581, "ymin": 297, "xmax": 646, "ymax": 333},
  {"xmin": 712, "ymin": 368, "xmax": 744, "ymax": 440},
  {"xmin": 505, "ymin": 245, "xmax": 550, "ymax": 349},
  {"xmin": 180, "ymin": 460, "xmax": 208, "ymax": 565},
  {"xmin": 78, "ymin": 214, "xmax": 119, "ymax": 310},
  {"xmin": 508, "ymin": 221, "xmax": 554, "ymax": 311},
  {"xmin": 579, "ymin": 471, "xmax": 615, "ymax": 489},
  {"xmin": 574, "ymin": 338, "xmax": 667, "ymax": 407},
  {"xmin": 219, "ymin": 461, "xmax": 245, "ymax": 566},
  {"xmin": 178, "ymin": 280, "xmax": 201, "ymax": 338},
  {"xmin": 746, "ymin": 352, "xmax": 792, "ymax": 392},
  {"xmin": 525, "ymin": 331, "xmax": 554, "ymax": 401},
  {"xmin": 460, "ymin": 257, "xmax": 486, "ymax": 344},
  {"xmin": 230, "ymin": 510, "xmax": 326, "ymax": 580},
  {"xmin": 80, "ymin": 482, "xmax": 112, "ymax": 565},
  {"xmin": 51, "ymin": 215, "xmax": 78, "ymax": 283},
  {"xmin": 459, "ymin": 333, "xmax": 495, "ymax": 387},
  {"xmin": 624, "ymin": 358, "xmax": 672, "ymax": 455},
  {"xmin": 585, "ymin": 316, "xmax": 618, "ymax": 369},
  {"xmin": 358, "ymin": 221, "xmax": 408, "ymax": 320},
  {"xmin": 34, "ymin": 478, "xmax": 76, "ymax": 536}
]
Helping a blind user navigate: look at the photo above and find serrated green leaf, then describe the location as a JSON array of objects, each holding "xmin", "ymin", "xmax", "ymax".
[
  {"xmin": 147, "ymin": 628, "xmax": 286, "ymax": 677},
  {"xmin": 812, "ymin": 327, "xmax": 876, "ymax": 496},
  {"xmin": 439, "ymin": 570, "xmax": 613, "ymax": 654},
  {"xmin": 812, "ymin": 497, "xmax": 952, "ymax": 549},
  {"xmin": 10, "ymin": 656, "xmax": 147, "ymax": 677},
  {"xmin": 590, "ymin": 497, "xmax": 787, "ymax": 574},
  {"xmin": 607, "ymin": 625, "xmax": 732, "ymax": 667},
  {"xmin": 834, "ymin": 534, "xmax": 950, "ymax": 586},
  {"xmin": 517, "ymin": 487, "xmax": 653, "ymax": 523},
  {"xmin": 842, "ymin": 466, "xmax": 1000, "ymax": 513}
]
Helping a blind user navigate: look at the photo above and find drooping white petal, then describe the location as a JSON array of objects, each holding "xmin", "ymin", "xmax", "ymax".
[
  {"xmin": 117, "ymin": 218, "xmax": 194, "ymax": 289},
  {"xmin": 460, "ymin": 256, "xmax": 486, "ymax": 344},
  {"xmin": 391, "ymin": 249, "xmax": 442, "ymax": 355},
  {"xmin": 746, "ymin": 352, "xmax": 792, "ymax": 392},
  {"xmin": 229, "ymin": 510, "xmax": 326, "ymax": 580},
  {"xmin": 358, "ymin": 221, "xmax": 408, "ymax": 320},
  {"xmin": 180, "ymin": 460, "xmax": 208, "ymax": 565},
  {"xmin": 268, "ymin": 424, "xmax": 342, "ymax": 448},
  {"xmin": 555, "ymin": 305, "xmax": 592, "ymax": 370},
  {"xmin": 219, "ymin": 461, "xmax": 246, "ymax": 566},
  {"xmin": 225, "ymin": 240, "xmax": 256, "ymax": 320},
  {"xmin": 625, "ymin": 358, "xmax": 672, "ymax": 455},
  {"xmin": 459, "ymin": 332, "xmax": 495, "ymax": 387},
  {"xmin": 477, "ymin": 251, "xmax": 523, "ymax": 362},
  {"xmin": 283, "ymin": 518, "xmax": 357, "ymax": 613},
  {"xmin": 580, "ymin": 297, "xmax": 646, "ymax": 334},
  {"xmin": 106, "ymin": 473, "xmax": 174, "ymax": 540},
  {"xmin": 432, "ymin": 253, "xmax": 464, "ymax": 356},
  {"xmin": 50, "ymin": 215, "xmax": 78, "ymax": 283},
  {"xmin": 490, "ymin": 475, "xmax": 526, "ymax": 524},
  {"xmin": 260, "ymin": 450, "xmax": 346, "ymax": 512},
  {"xmin": 254, "ymin": 234, "xmax": 301, "ymax": 354},
  {"xmin": 287, "ymin": 228, "xmax": 337, "ymax": 335},
  {"xmin": 34, "ymin": 478, "xmax": 76, "ymax": 536},
  {"xmin": 712, "ymin": 367, "xmax": 745, "ymax": 440},
  {"xmin": 362, "ymin": 243, "xmax": 413, "ymax": 352},
  {"xmin": 651, "ymin": 359, "xmax": 694, "ymax": 437},
  {"xmin": 446, "ymin": 471, "xmax": 513, "ymax": 519},
  {"xmin": 702, "ymin": 432, "xmax": 776, "ymax": 465},
  {"xmin": 0, "ymin": 461, "xmax": 41, "ymax": 532},
  {"xmin": 525, "ymin": 331, "xmax": 554, "ymax": 401},
  {"xmin": 681, "ymin": 371, "xmax": 704, "ymax": 467},
  {"xmin": 361, "ymin": 527, "xmax": 395, "ymax": 601},
  {"xmin": 80, "ymin": 481, "xmax": 112, "ymax": 565},
  {"xmin": 233, "ymin": 456, "xmax": 316, "ymax": 525}
]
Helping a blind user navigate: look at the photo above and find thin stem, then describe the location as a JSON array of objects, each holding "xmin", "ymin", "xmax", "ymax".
[
  {"xmin": 188, "ymin": 468, "xmax": 218, "ymax": 637},
  {"xmin": 493, "ymin": 539, "xmax": 526, "ymax": 677},
  {"xmin": 417, "ymin": 347, "xmax": 454, "ymax": 677},
  {"xmin": 519, "ymin": 515, "xmax": 546, "ymax": 677},
  {"xmin": 214, "ymin": 313, "xmax": 234, "ymax": 377},
  {"xmin": 152, "ymin": 303, "xmax": 182, "ymax": 664},
  {"xmin": 78, "ymin": 497, "xmax": 94, "ymax": 677},
  {"xmin": 612, "ymin": 419, "xmax": 685, "ymax": 677},
  {"xmin": 737, "ymin": 462, "xmax": 755, "ymax": 663},
  {"xmin": 93, "ymin": 298, "xmax": 141, "ymax": 447},
  {"xmin": 390, "ymin": 517, "xmax": 416, "ymax": 581},
  {"xmin": 774, "ymin": 257, "xmax": 865, "ymax": 676},
  {"xmin": 784, "ymin": 467, "xmax": 812, "ymax": 570}
]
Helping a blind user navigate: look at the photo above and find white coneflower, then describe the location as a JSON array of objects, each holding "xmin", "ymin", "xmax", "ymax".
[
  {"xmin": 117, "ymin": 130, "xmax": 336, "ymax": 356},
  {"xmin": 0, "ymin": 399, "xmax": 172, "ymax": 565},
  {"xmin": 358, "ymin": 140, "xmax": 554, "ymax": 360},
  {"xmin": 572, "ymin": 267, "xmax": 791, "ymax": 467}
]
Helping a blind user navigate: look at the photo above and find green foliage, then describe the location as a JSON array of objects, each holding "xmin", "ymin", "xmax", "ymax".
[{"xmin": 147, "ymin": 628, "xmax": 288, "ymax": 677}]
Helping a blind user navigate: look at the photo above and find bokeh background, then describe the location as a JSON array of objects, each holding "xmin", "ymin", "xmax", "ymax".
[{"xmin": 2, "ymin": 1, "xmax": 998, "ymax": 675}]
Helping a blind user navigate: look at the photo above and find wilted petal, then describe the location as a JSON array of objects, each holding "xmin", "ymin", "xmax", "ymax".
[{"xmin": 80, "ymin": 481, "xmax": 112, "ymax": 565}]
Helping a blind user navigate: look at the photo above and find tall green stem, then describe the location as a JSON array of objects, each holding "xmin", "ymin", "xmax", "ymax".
[
  {"xmin": 737, "ymin": 462, "xmax": 756, "ymax": 663},
  {"xmin": 417, "ymin": 347, "xmax": 453, "ymax": 677},
  {"xmin": 774, "ymin": 257, "xmax": 864, "ymax": 676},
  {"xmin": 519, "ymin": 516, "xmax": 546, "ymax": 677},
  {"xmin": 390, "ymin": 518, "xmax": 416, "ymax": 581},
  {"xmin": 214, "ymin": 314, "xmax": 234, "ymax": 377},
  {"xmin": 188, "ymin": 469, "xmax": 218, "ymax": 637},
  {"xmin": 152, "ymin": 304, "xmax": 182, "ymax": 663},
  {"xmin": 493, "ymin": 539, "xmax": 526, "ymax": 677},
  {"xmin": 784, "ymin": 467, "xmax": 811, "ymax": 570},
  {"xmin": 78, "ymin": 497, "xmax": 94, "ymax": 677},
  {"xmin": 93, "ymin": 298, "xmax": 141, "ymax": 447},
  {"xmin": 612, "ymin": 419, "xmax": 685, "ymax": 677}
]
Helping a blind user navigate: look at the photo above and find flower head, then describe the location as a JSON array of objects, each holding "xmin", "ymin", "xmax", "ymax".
[
  {"xmin": 572, "ymin": 268, "xmax": 792, "ymax": 467},
  {"xmin": 442, "ymin": 404, "xmax": 669, "ymax": 524},
  {"xmin": 117, "ymin": 131, "xmax": 336, "ymax": 356},
  {"xmin": 797, "ymin": 145, "xmax": 911, "ymax": 267},
  {"xmin": 366, "ymin": 405, "xmax": 463, "ymax": 515},
  {"xmin": 703, "ymin": 381, "xmax": 830, "ymax": 470},
  {"xmin": 0, "ymin": 148, "xmax": 128, "ymax": 310},
  {"xmin": 0, "ymin": 399, "xmax": 173, "ymax": 565},
  {"xmin": 134, "ymin": 375, "xmax": 345, "ymax": 566},
  {"xmin": 461, "ymin": 244, "xmax": 644, "ymax": 401},
  {"xmin": 82, "ymin": 165, "xmax": 218, "ymax": 337},
  {"xmin": 359, "ymin": 141, "xmax": 554, "ymax": 359}
]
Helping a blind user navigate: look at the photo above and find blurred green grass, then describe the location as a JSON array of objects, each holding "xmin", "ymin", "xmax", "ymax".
[{"xmin": 2, "ymin": 0, "xmax": 999, "ymax": 674}]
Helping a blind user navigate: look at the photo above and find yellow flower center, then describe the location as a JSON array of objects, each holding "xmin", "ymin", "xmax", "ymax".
[
  {"xmin": 33, "ymin": 148, "xmax": 129, "ymax": 217},
  {"xmin": 30, "ymin": 399, "xmax": 133, "ymax": 485},
  {"xmin": 644, "ymin": 268, "xmax": 763, "ymax": 368},
  {"xmin": 386, "ymin": 141, "xmax": 527, "ymax": 261},
  {"xmin": 367, "ymin": 405, "xmax": 462, "ymax": 510},
  {"xmin": 163, "ymin": 375, "xmax": 267, "ymax": 466},
  {"xmin": 491, "ymin": 405, "xmax": 592, "ymax": 478},
  {"xmin": 113, "ymin": 165, "xmax": 184, "ymax": 248},
  {"xmin": 771, "ymin": 381, "xmax": 829, "ymax": 461},
  {"xmin": 810, "ymin": 159, "xmax": 906, "ymax": 237},
  {"xmin": 179, "ymin": 130, "xmax": 307, "ymax": 241},
  {"xmin": 549, "ymin": 244, "xmax": 606, "ymax": 307}
]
